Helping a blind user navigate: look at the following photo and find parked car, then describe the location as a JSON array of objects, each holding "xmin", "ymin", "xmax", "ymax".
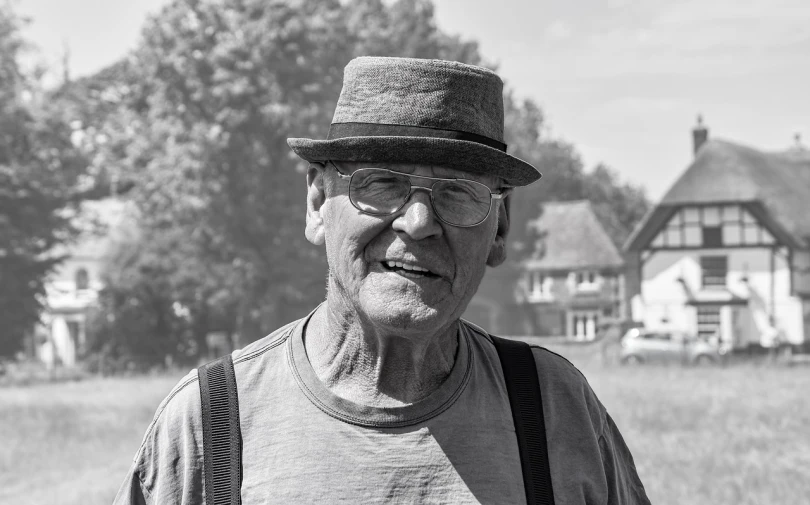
[{"xmin": 619, "ymin": 328, "xmax": 729, "ymax": 365}]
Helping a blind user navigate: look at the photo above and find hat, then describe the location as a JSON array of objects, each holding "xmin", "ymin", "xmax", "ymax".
[{"xmin": 287, "ymin": 57, "xmax": 541, "ymax": 187}]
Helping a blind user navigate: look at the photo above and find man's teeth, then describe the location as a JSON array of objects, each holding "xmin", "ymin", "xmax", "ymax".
[{"xmin": 385, "ymin": 261, "xmax": 430, "ymax": 273}]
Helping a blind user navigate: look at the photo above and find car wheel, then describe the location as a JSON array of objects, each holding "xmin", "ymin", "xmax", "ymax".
[
  {"xmin": 623, "ymin": 354, "xmax": 644, "ymax": 365},
  {"xmin": 694, "ymin": 354, "xmax": 715, "ymax": 366}
]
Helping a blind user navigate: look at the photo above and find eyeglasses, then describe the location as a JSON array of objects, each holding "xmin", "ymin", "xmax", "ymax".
[{"xmin": 328, "ymin": 161, "xmax": 511, "ymax": 227}]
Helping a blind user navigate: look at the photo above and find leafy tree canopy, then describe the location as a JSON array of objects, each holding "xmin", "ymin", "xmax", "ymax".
[{"xmin": 0, "ymin": 4, "xmax": 88, "ymax": 357}]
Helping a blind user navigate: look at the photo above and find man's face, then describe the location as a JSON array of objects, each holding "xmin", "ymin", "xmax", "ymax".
[{"xmin": 305, "ymin": 160, "xmax": 508, "ymax": 337}]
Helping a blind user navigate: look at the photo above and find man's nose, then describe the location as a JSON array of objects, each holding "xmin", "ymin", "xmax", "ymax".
[{"xmin": 391, "ymin": 188, "xmax": 443, "ymax": 240}]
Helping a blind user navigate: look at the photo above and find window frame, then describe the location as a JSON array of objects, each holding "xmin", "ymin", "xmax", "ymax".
[{"xmin": 700, "ymin": 255, "xmax": 728, "ymax": 289}]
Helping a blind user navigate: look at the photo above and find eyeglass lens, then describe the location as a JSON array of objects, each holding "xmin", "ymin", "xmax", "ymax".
[{"xmin": 348, "ymin": 169, "xmax": 492, "ymax": 226}]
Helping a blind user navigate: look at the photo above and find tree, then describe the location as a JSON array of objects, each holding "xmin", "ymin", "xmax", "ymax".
[
  {"xmin": 0, "ymin": 4, "xmax": 88, "ymax": 357},
  {"xmin": 79, "ymin": 0, "xmax": 487, "ymax": 364},
  {"xmin": 582, "ymin": 163, "xmax": 650, "ymax": 248}
]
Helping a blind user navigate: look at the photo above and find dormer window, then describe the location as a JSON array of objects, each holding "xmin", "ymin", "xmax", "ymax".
[
  {"xmin": 525, "ymin": 271, "xmax": 553, "ymax": 302},
  {"xmin": 576, "ymin": 271, "xmax": 599, "ymax": 292}
]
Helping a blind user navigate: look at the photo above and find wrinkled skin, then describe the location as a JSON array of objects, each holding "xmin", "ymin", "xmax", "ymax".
[{"xmin": 303, "ymin": 160, "xmax": 509, "ymax": 406}]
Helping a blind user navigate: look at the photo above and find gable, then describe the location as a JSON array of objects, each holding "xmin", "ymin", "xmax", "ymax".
[
  {"xmin": 647, "ymin": 203, "xmax": 777, "ymax": 250},
  {"xmin": 626, "ymin": 140, "xmax": 810, "ymax": 251}
]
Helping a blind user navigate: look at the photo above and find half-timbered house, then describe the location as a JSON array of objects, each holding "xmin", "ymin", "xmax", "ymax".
[{"xmin": 624, "ymin": 120, "xmax": 810, "ymax": 349}]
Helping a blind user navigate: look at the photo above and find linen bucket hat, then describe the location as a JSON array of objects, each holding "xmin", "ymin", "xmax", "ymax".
[{"xmin": 287, "ymin": 56, "xmax": 541, "ymax": 187}]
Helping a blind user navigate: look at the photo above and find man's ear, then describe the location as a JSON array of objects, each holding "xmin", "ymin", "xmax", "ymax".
[
  {"xmin": 486, "ymin": 195, "xmax": 510, "ymax": 267},
  {"xmin": 305, "ymin": 162, "xmax": 327, "ymax": 246}
]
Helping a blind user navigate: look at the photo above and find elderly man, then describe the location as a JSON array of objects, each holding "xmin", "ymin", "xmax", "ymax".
[{"xmin": 115, "ymin": 57, "xmax": 650, "ymax": 504}]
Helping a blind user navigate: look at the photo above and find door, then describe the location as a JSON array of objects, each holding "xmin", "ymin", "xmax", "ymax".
[{"xmin": 569, "ymin": 310, "xmax": 599, "ymax": 341}]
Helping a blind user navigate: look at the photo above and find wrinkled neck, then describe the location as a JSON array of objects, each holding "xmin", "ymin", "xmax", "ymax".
[{"xmin": 303, "ymin": 302, "xmax": 459, "ymax": 408}]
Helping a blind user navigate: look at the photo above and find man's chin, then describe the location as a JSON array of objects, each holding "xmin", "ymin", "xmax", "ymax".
[{"xmin": 357, "ymin": 294, "xmax": 451, "ymax": 334}]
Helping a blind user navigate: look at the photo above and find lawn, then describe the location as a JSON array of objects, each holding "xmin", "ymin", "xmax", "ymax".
[
  {"xmin": 0, "ymin": 374, "xmax": 179, "ymax": 505},
  {"xmin": 2, "ymin": 355, "xmax": 809, "ymax": 504}
]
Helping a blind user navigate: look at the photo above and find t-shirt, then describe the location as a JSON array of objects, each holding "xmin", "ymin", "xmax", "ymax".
[{"xmin": 114, "ymin": 314, "xmax": 650, "ymax": 504}]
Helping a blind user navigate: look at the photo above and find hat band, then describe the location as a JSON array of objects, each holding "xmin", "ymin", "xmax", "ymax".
[{"xmin": 327, "ymin": 122, "xmax": 507, "ymax": 152}]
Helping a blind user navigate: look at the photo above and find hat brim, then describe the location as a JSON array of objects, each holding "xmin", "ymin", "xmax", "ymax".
[{"xmin": 286, "ymin": 136, "xmax": 541, "ymax": 187}]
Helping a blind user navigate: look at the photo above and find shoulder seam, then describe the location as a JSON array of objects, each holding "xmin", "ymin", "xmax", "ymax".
[
  {"xmin": 460, "ymin": 319, "xmax": 494, "ymax": 345},
  {"xmin": 233, "ymin": 325, "xmax": 293, "ymax": 365},
  {"xmin": 233, "ymin": 320, "xmax": 298, "ymax": 365}
]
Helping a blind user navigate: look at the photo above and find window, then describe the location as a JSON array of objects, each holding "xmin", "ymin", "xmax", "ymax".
[
  {"xmin": 643, "ymin": 331, "xmax": 672, "ymax": 341},
  {"xmin": 701, "ymin": 256, "xmax": 728, "ymax": 289},
  {"xmin": 75, "ymin": 268, "xmax": 89, "ymax": 290},
  {"xmin": 697, "ymin": 305, "xmax": 721, "ymax": 338},
  {"xmin": 576, "ymin": 271, "xmax": 599, "ymax": 292},
  {"xmin": 570, "ymin": 311, "xmax": 599, "ymax": 340},
  {"xmin": 525, "ymin": 271, "xmax": 552, "ymax": 302},
  {"xmin": 702, "ymin": 226, "xmax": 722, "ymax": 247}
]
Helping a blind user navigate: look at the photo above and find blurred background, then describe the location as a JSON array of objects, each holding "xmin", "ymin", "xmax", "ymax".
[{"xmin": 1, "ymin": 0, "xmax": 809, "ymax": 503}]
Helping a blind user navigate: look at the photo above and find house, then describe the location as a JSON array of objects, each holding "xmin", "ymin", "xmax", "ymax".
[
  {"xmin": 466, "ymin": 200, "xmax": 626, "ymax": 340},
  {"xmin": 624, "ymin": 119, "xmax": 810, "ymax": 350},
  {"xmin": 30, "ymin": 198, "xmax": 133, "ymax": 367}
]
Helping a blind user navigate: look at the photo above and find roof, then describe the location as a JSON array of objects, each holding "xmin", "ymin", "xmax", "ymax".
[
  {"xmin": 626, "ymin": 139, "xmax": 810, "ymax": 250},
  {"xmin": 523, "ymin": 200, "xmax": 624, "ymax": 271}
]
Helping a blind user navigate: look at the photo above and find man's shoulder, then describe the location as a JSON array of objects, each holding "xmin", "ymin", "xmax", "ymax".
[
  {"xmin": 135, "ymin": 318, "xmax": 302, "ymax": 459},
  {"xmin": 462, "ymin": 320, "xmax": 592, "ymax": 384},
  {"xmin": 462, "ymin": 321, "xmax": 608, "ymax": 434}
]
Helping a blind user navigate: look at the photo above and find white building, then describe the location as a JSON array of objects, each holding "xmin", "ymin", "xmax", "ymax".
[
  {"xmin": 31, "ymin": 198, "xmax": 133, "ymax": 367},
  {"xmin": 624, "ymin": 120, "xmax": 810, "ymax": 349}
]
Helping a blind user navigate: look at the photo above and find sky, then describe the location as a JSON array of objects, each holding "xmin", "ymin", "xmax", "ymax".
[{"xmin": 16, "ymin": 0, "xmax": 810, "ymax": 200}]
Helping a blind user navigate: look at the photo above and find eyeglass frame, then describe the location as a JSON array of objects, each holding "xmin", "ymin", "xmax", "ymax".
[{"xmin": 325, "ymin": 160, "xmax": 512, "ymax": 228}]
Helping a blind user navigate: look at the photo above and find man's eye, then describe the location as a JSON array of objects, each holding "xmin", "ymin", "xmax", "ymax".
[
  {"xmin": 356, "ymin": 175, "xmax": 400, "ymax": 188},
  {"xmin": 443, "ymin": 183, "xmax": 476, "ymax": 197}
]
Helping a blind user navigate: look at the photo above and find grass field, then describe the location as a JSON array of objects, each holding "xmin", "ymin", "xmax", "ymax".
[
  {"xmin": 0, "ymin": 375, "xmax": 179, "ymax": 505},
  {"xmin": 2, "ymin": 352, "xmax": 809, "ymax": 504}
]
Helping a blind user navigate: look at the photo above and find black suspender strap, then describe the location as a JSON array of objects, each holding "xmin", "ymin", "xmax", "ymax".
[
  {"xmin": 198, "ymin": 355, "xmax": 242, "ymax": 505},
  {"xmin": 491, "ymin": 336, "xmax": 556, "ymax": 505}
]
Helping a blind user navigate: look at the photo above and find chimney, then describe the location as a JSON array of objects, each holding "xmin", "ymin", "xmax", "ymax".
[
  {"xmin": 792, "ymin": 132, "xmax": 806, "ymax": 152},
  {"xmin": 692, "ymin": 115, "xmax": 708, "ymax": 156}
]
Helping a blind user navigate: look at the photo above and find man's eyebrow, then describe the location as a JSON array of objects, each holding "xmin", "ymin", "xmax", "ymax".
[{"xmin": 334, "ymin": 160, "xmax": 395, "ymax": 171}]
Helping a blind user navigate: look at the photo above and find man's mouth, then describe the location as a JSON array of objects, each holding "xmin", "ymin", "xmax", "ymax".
[{"xmin": 381, "ymin": 260, "xmax": 439, "ymax": 278}]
